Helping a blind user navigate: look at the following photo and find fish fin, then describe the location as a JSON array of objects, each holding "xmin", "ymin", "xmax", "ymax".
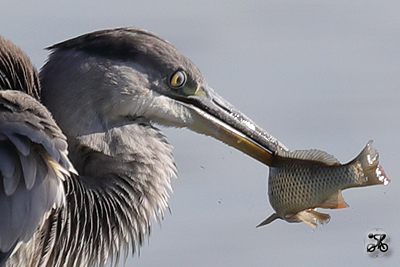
[
  {"xmin": 277, "ymin": 147, "xmax": 340, "ymax": 166},
  {"xmin": 256, "ymin": 213, "xmax": 280, "ymax": 228},
  {"xmin": 351, "ymin": 140, "xmax": 390, "ymax": 186},
  {"xmin": 319, "ymin": 190, "xmax": 348, "ymax": 209},
  {"xmin": 293, "ymin": 210, "xmax": 331, "ymax": 228}
]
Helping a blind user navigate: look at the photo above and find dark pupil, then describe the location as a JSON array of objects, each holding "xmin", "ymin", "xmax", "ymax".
[{"xmin": 175, "ymin": 73, "xmax": 184, "ymax": 85}]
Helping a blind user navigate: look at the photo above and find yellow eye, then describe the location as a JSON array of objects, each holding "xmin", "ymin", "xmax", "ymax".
[{"xmin": 169, "ymin": 70, "xmax": 187, "ymax": 88}]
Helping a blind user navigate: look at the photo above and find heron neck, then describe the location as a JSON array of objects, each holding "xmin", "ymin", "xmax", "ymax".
[{"xmin": 8, "ymin": 119, "xmax": 177, "ymax": 267}]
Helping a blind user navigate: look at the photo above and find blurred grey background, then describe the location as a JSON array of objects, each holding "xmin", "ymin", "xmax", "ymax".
[{"xmin": 0, "ymin": 1, "xmax": 398, "ymax": 266}]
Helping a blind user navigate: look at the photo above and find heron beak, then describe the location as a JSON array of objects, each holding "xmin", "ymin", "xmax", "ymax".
[{"xmin": 183, "ymin": 86, "xmax": 286, "ymax": 166}]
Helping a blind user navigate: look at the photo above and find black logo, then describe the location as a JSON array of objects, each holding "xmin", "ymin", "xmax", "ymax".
[{"xmin": 365, "ymin": 229, "xmax": 389, "ymax": 258}]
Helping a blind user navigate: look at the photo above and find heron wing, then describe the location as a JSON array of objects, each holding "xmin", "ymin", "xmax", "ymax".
[{"xmin": 0, "ymin": 90, "xmax": 73, "ymax": 254}]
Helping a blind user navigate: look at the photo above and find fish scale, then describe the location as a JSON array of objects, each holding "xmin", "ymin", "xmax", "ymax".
[
  {"xmin": 270, "ymin": 164, "xmax": 354, "ymax": 215},
  {"xmin": 257, "ymin": 141, "xmax": 390, "ymax": 228}
]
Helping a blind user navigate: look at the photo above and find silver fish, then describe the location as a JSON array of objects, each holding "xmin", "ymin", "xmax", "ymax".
[{"xmin": 257, "ymin": 140, "xmax": 390, "ymax": 228}]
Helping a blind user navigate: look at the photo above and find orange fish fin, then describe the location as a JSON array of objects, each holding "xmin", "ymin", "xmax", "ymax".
[
  {"xmin": 293, "ymin": 210, "xmax": 331, "ymax": 228},
  {"xmin": 256, "ymin": 213, "xmax": 280, "ymax": 228},
  {"xmin": 320, "ymin": 190, "xmax": 348, "ymax": 209}
]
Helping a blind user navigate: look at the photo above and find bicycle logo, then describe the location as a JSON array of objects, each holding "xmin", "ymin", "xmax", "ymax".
[{"xmin": 365, "ymin": 229, "xmax": 389, "ymax": 258}]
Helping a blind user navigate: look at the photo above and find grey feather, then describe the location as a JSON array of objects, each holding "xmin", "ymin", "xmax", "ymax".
[
  {"xmin": 18, "ymin": 151, "xmax": 37, "ymax": 190},
  {"xmin": 0, "ymin": 146, "xmax": 19, "ymax": 196},
  {"xmin": 0, "ymin": 35, "xmax": 71, "ymax": 262},
  {"xmin": 6, "ymin": 134, "xmax": 31, "ymax": 156}
]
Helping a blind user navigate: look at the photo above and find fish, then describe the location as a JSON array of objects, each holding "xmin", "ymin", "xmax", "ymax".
[{"xmin": 257, "ymin": 140, "xmax": 390, "ymax": 228}]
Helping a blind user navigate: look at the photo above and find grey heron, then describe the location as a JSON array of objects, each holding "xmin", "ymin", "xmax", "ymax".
[{"xmin": 0, "ymin": 27, "xmax": 285, "ymax": 267}]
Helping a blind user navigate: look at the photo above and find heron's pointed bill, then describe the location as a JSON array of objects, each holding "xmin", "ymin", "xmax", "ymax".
[{"xmin": 183, "ymin": 87, "xmax": 286, "ymax": 166}]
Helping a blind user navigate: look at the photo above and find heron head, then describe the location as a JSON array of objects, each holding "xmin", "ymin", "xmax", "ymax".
[{"xmin": 40, "ymin": 27, "xmax": 283, "ymax": 165}]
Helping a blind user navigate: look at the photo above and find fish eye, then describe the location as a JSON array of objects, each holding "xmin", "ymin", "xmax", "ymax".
[{"xmin": 169, "ymin": 70, "xmax": 187, "ymax": 89}]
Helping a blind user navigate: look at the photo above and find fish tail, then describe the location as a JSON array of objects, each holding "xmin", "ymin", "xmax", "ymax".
[{"xmin": 354, "ymin": 140, "xmax": 390, "ymax": 186}]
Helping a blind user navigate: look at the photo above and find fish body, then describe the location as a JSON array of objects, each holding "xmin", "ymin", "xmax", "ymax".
[{"xmin": 257, "ymin": 141, "xmax": 389, "ymax": 228}]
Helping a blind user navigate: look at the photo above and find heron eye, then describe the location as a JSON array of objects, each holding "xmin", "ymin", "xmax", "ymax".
[{"xmin": 169, "ymin": 70, "xmax": 187, "ymax": 88}]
